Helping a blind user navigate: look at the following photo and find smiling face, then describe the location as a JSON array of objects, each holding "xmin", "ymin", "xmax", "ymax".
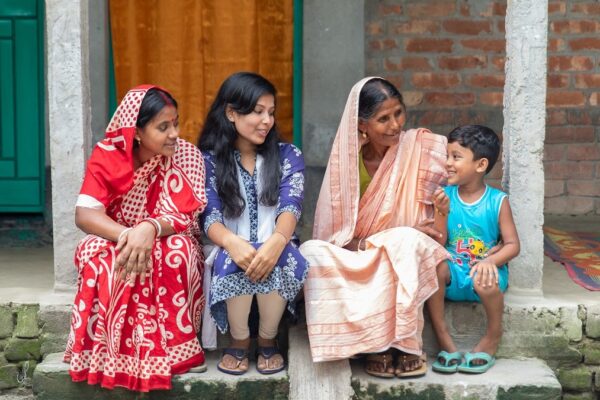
[
  {"xmin": 359, "ymin": 97, "xmax": 406, "ymax": 149},
  {"xmin": 136, "ymin": 105, "xmax": 179, "ymax": 160},
  {"xmin": 446, "ymin": 141, "xmax": 488, "ymax": 186},
  {"xmin": 228, "ymin": 94, "xmax": 275, "ymax": 149}
]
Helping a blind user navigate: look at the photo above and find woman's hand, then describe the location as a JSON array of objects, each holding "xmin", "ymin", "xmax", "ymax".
[
  {"xmin": 413, "ymin": 218, "xmax": 443, "ymax": 240},
  {"xmin": 116, "ymin": 221, "xmax": 156, "ymax": 284},
  {"xmin": 223, "ymin": 234, "xmax": 257, "ymax": 272},
  {"xmin": 245, "ymin": 234, "xmax": 287, "ymax": 282}
]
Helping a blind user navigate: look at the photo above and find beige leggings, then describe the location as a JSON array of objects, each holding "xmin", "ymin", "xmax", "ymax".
[{"xmin": 226, "ymin": 291, "xmax": 287, "ymax": 340}]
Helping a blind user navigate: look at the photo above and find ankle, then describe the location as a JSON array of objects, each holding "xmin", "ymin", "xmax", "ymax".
[
  {"xmin": 230, "ymin": 337, "xmax": 250, "ymax": 350},
  {"xmin": 257, "ymin": 336, "xmax": 277, "ymax": 347}
]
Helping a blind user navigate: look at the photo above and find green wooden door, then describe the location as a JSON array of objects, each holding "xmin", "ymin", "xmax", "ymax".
[{"xmin": 0, "ymin": 0, "xmax": 44, "ymax": 212}]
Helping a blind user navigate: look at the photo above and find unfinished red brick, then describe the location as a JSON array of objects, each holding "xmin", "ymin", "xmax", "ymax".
[
  {"xmin": 570, "ymin": 38, "xmax": 600, "ymax": 51},
  {"xmin": 443, "ymin": 20, "xmax": 491, "ymax": 35},
  {"xmin": 412, "ymin": 73, "xmax": 461, "ymax": 89},
  {"xmin": 551, "ymin": 20, "xmax": 600, "ymax": 34},
  {"xmin": 547, "ymin": 92, "xmax": 586, "ymax": 107},
  {"xmin": 391, "ymin": 20, "xmax": 440, "ymax": 34},
  {"xmin": 574, "ymin": 74, "xmax": 600, "ymax": 88},
  {"xmin": 548, "ymin": 56, "xmax": 593, "ymax": 72},
  {"xmin": 546, "ymin": 126, "xmax": 595, "ymax": 144},
  {"xmin": 467, "ymin": 74, "xmax": 505, "ymax": 88},
  {"xmin": 480, "ymin": 92, "xmax": 503, "ymax": 106},
  {"xmin": 461, "ymin": 39, "xmax": 505, "ymax": 53},
  {"xmin": 567, "ymin": 144, "xmax": 600, "ymax": 161},
  {"xmin": 406, "ymin": 3, "xmax": 455, "ymax": 18},
  {"xmin": 439, "ymin": 55, "xmax": 487, "ymax": 70},
  {"xmin": 385, "ymin": 57, "xmax": 432, "ymax": 71},
  {"xmin": 406, "ymin": 38, "xmax": 453, "ymax": 53},
  {"xmin": 547, "ymin": 74, "xmax": 569, "ymax": 88},
  {"xmin": 424, "ymin": 92, "xmax": 475, "ymax": 107}
]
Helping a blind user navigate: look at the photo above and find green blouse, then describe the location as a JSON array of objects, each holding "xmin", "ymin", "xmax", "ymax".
[{"xmin": 359, "ymin": 151, "xmax": 372, "ymax": 197}]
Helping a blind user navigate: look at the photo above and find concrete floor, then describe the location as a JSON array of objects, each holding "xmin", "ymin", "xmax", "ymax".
[
  {"xmin": 0, "ymin": 247, "xmax": 71, "ymax": 304},
  {"xmin": 0, "ymin": 215, "xmax": 598, "ymax": 305}
]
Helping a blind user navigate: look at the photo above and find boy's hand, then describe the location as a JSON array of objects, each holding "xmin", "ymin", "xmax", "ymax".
[
  {"xmin": 469, "ymin": 260, "xmax": 498, "ymax": 288},
  {"xmin": 432, "ymin": 187, "xmax": 450, "ymax": 217}
]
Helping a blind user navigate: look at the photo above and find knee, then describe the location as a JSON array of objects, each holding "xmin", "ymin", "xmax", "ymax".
[
  {"xmin": 436, "ymin": 261, "xmax": 450, "ymax": 284},
  {"xmin": 473, "ymin": 281, "xmax": 501, "ymax": 297}
]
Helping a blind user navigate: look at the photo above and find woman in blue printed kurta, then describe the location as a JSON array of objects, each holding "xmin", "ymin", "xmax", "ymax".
[{"xmin": 198, "ymin": 72, "xmax": 309, "ymax": 376}]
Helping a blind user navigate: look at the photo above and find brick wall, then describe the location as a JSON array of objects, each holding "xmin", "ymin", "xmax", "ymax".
[{"xmin": 365, "ymin": 0, "xmax": 600, "ymax": 214}]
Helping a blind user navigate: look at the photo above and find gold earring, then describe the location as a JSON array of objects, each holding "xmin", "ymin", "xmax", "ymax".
[
  {"xmin": 136, "ymin": 137, "xmax": 141, "ymax": 143},
  {"xmin": 360, "ymin": 131, "xmax": 368, "ymax": 139}
]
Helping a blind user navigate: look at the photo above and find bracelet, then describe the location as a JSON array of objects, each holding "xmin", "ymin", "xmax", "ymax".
[
  {"xmin": 141, "ymin": 218, "xmax": 162, "ymax": 238},
  {"xmin": 273, "ymin": 229, "xmax": 289, "ymax": 244},
  {"xmin": 118, "ymin": 227, "xmax": 132, "ymax": 242}
]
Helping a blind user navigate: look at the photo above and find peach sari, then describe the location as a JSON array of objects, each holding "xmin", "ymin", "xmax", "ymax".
[{"xmin": 299, "ymin": 77, "xmax": 449, "ymax": 362}]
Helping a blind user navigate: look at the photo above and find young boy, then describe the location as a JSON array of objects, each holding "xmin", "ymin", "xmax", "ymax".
[{"xmin": 427, "ymin": 125, "xmax": 520, "ymax": 374}]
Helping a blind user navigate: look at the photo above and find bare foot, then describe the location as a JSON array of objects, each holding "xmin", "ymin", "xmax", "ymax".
[
  {"xmin": 365, "ymin": 351, "xmax": 395, "ymax": 378},
  {"xmin": 470, "ymin": 335, "xmax": 500, "ymax": 366},
  {"xmin": 396, "ymin": 352, "xmax": 424, "ymax": 372},
  {"xmin": 218, "ymin": 337, "xmax": 250, "ymax": 374},
  {"xmin": 395, "ymin": 352, "xmax": 427, "ymax": 378},
  {"xmin": 256, "ymin": 337, "xmax": 284, "ymax": 373}
]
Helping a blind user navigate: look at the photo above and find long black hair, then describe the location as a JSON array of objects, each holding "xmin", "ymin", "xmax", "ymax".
[
  {"xmin": 198, "ymin": 72, "xmax": 282, "ymax": 219},
  {"xmin": 358, "ymin": 78, "xmax": 405, "ymax": 121}
]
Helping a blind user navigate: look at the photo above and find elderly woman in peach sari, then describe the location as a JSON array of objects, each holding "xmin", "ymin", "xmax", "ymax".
[{"xmin": 300, "ymin": 77, "xmax": 449, "ymax": 378}]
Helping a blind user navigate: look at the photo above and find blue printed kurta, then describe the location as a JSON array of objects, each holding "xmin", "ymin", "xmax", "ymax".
[{"xmin": 201, "ymin": 143, "xmax": 309, "ymax": 333}]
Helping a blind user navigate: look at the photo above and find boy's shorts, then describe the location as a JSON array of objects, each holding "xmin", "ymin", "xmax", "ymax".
[{"xmin": 445, "ymin": 261, "xmax": 509, "ymax": 303}]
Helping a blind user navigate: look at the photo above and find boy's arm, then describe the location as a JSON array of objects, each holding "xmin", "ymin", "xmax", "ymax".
[
  {"xmin": 483, "ymin": 198, "xmax": 520, "ymax": 267},
  {"xmin": 432, "ymin": 188, "xmax": 449, "ymax": 245}
]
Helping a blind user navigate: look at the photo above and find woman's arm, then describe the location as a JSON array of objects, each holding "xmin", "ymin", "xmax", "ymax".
[
  {"xmin": 201, "ymin": 152, "xmax": 257, "ymax": 271},
  {"xmin": 245, "ymin": 211, "xmax": 295, "ymax": 282},
  {"xmin": 246, "ymin": 144, "xmax": 305, "ymax": 282},
  {"xmin": 75, "ymin": 206, "xmax": 126, "ymax": 242},
  {"xmin": 75, "ymin": 206, "xmax": 157, "ymax": 284},
  {"xmin": 207, "ymin": 222, "xmax": 257, "ymax": 271}
]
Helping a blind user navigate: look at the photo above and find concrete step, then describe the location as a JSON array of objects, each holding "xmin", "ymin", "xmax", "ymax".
[
  {"xmin": 421, "ymin": 300, "xmax": 583, "ymax": 363},
  {"xmin": 0, "ymin": 388, "xmax": 35, "ymax": 400},
  {"xmin": 33, "ymin": 352, "xmax": 288, "ymax": 400},
  {"xmin": 350, "ymin": 357, "xmax": 562, "ymax": 400}
]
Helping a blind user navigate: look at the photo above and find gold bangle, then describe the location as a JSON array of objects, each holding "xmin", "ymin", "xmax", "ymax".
[{"xmin": 274, "ymin": 229, "xmax": 289, "ymax": 244}]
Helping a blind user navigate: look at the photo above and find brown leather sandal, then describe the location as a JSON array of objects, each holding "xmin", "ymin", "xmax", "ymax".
[
  {"xmin": 365, "ymin": 351, "xmax": 395, "ymax": 378},
  {"xmin": 395, "ymin": 352, "xmax": 427, "ymax": 378}
]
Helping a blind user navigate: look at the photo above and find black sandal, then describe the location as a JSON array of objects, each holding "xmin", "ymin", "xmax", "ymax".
[
  {"xmin": 256, "ymin": 346, "xmax": 285, "ymax": 375},
  {"xmin": 217, "ymin": 348, "xmax": 249, "ymax": 375}
]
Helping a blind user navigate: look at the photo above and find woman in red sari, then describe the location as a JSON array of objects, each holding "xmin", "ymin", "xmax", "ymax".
[{"xmin": 64, "ymin": 85, "xmax": 207, "ymax": 392}]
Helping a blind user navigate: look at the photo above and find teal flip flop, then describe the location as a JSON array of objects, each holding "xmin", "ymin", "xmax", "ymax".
[
  {"xmin": 432, "ymin": 351, "xmax": 462, "ymax": 373},
  {"xmin": 457, "ymin": 352, "xmax": 495, "ymax": 374}
]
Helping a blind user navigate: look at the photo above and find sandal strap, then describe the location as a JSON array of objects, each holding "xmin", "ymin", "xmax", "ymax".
[
  {"xmin": 256, "ymin": 346, "xmax": 281, "ymax": 360},
  {"xmin": 366, "ymin": 352, "xmax": 393, "ymax": 369},
  {"xmin": 222, "ymin": 347, "xmax": 248, "ymax": 361},
  {"xmin": 397, "ymin": 352, "xmax": 426, "ymax": 370},
  {"xmin": 464, "ymin": 351, "xmax": 493, "ymax": 366},
  {"xmin": 437, "ymin": 350, "xmax": 462, "ymax": 366}
]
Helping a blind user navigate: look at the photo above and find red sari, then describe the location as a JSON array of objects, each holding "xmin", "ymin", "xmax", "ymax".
[{"xmin": 64, "ymin": 85, "xmax": 207, "ymax": 392}]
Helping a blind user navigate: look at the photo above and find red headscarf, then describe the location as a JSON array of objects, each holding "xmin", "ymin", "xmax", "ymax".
[{"xmin": 80, "ymin": 85, "xmax": 165, "ymax": 207}]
